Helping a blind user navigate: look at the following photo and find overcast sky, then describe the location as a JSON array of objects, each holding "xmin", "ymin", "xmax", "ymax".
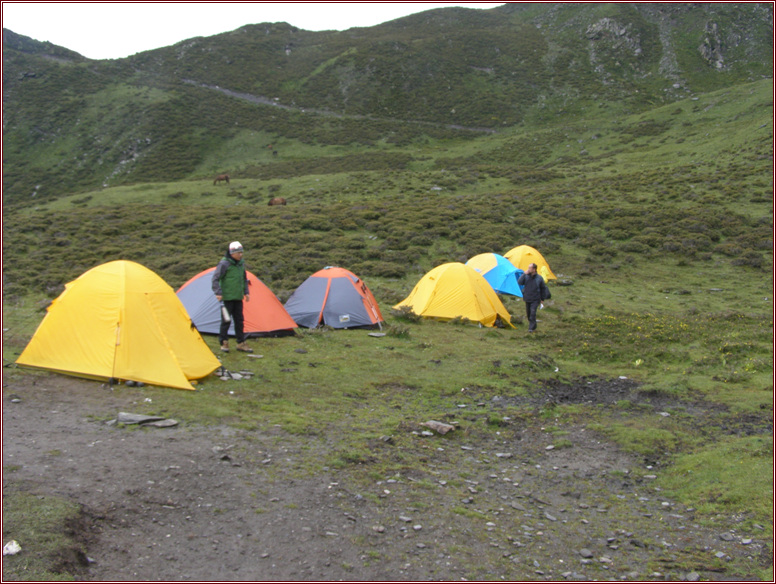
[{"xmin": 2, "ymin": 2, "xmax": 505, "ymax": 60}]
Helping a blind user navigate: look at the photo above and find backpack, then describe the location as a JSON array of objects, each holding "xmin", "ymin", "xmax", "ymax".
[{"xmin": 541, "ymin": 283, "xmax": 552, "ymax": 301}]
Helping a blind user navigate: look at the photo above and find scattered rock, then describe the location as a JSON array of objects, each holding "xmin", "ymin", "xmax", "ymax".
[
  {"xmin": 420, "ymin": 420, "xmax": 455, "ymax": 434},
  {"xmin": 3, "ymin": 540, "xmax": 21, "ymax": 556},
  {"xmin": 116, "ymin": 412, "xmax": 165, "ymax": 425},
  {"xmin": 142, "ymin": 418, "xmax": 178, "ymax": 428},
  {"xmin": 579, "ymin": 548, "xmax": 594, "ymax": 558},
  {"xmin": 686, "ymin": 572, "xmax": 700, "ymax": 581}
]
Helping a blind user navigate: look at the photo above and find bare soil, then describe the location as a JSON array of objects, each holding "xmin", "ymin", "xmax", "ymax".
[{"xmin": 2, "ymin": 373, "xmax": 769, "ymax": 581}]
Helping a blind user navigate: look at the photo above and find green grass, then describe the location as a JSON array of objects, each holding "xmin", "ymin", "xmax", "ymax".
[
  {"xmin": 2, "ymin": 489, "xmax": 86, "ymax": 581},
  {"xmin": 659, "ymin": 435, "xmax": 773, "ymax": 538}
]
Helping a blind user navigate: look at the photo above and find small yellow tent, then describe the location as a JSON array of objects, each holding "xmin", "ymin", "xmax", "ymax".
[
  {"xmin": 16, "ymin": 260, "xmax": 220, "ymax": 390},
  {"xmin": 393, "ymin": 263, "xmax": 514, "ymax": 328},
  {"xmin": 504, "ymin": 245, "xmax": 557, "ymax": 281}
]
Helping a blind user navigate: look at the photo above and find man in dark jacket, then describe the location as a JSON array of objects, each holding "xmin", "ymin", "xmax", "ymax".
[
  {"xmin": 212, "ymin": 241, "xmax": 253, "ymax": 352},
  {"xmin": 517, "ymin": 263, "xmax": 550, "ymax": 333}
]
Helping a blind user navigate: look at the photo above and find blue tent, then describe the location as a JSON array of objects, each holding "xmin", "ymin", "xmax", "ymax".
[{"xmin": 466, "ymin": 253, "xmax": 524, "ymax": 297}]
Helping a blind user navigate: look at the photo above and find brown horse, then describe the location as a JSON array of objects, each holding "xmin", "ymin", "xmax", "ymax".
[
  {"xmin": 268, "ymin": 197, "xmax": 287, "ymax": 206},
  {"xmin": 213, "ymin": 174, "xmax": 230, "ymax": 185}
]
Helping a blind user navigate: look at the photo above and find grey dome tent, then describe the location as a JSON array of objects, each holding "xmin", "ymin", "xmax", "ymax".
[{"xmin": 284, "ymin": 266, "xmax": 384, "ymax": 329}]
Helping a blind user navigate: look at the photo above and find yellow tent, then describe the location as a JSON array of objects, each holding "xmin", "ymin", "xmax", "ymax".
[
  {"xmin": 393, "ymin": 263, "xmax": 514, "ymax": 328},
  {"xmin": 16, "ymin": 260, "xmax": 220, "ymax": 390},
  {"xmin": 504, "ymin": 245, "xmax": 557, "ymax": 281}
]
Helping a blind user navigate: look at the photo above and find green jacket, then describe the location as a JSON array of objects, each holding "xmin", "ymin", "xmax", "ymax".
[{"xmin": 211, "ymin": 255, "xmax": 248, "ymax": 301}]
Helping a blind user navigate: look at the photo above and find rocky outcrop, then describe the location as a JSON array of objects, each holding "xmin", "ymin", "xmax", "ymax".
[
  {"xmin": 585, "ymin": 18, "xmax": 643, "ymax": 56},
  {"xmin": 699, "ymin": 21, "xmax": 725, "ymax": 69}
]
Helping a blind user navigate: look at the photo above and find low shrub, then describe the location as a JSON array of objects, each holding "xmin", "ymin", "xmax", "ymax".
[{"xmin": 391, "ymin": 306, "xmax": 422, "ymax": 323}]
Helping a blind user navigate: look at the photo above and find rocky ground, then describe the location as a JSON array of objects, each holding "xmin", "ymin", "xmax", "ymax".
[{"xmin": 2, "ymin": 373, "xmax": 770, "ymax": 581}]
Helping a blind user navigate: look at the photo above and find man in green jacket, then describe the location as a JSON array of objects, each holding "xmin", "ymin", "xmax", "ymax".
[{"xmin": 212, "ymin": 241, "xmax": 253, "ymax": 352}]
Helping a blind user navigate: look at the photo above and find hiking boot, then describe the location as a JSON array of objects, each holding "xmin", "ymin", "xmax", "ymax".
[
  {"xmin": 220, "ymin": 340, "xmax": 230, "ymax": 352},
  {"xmin": 236, "ymin": 342, "xmax": 253, "ymax": 353}
]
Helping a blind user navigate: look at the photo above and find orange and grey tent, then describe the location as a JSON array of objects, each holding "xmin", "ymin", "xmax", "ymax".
[
  {"xmin": 177, "ymin": 267, "xmax": 297, "ymax": 337},
  {"xmin": 284, "ymin": 266, "xmax": 384, "ymax": 329},
  {"xmin": 504, "ymin": 245, "xmax": 557, "ymax": 281},
  {"xmin": 393, "ymin": 262, "xmax": 514, "ymax": 328},
  {"xmin": 16, "ymin": 260, "xmax": 220, "ymax": 390}
]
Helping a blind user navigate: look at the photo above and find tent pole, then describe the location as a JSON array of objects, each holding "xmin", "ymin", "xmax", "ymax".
[{"xmin": 110, "ymin": 322, "xmax": 121, "ymax": 388}]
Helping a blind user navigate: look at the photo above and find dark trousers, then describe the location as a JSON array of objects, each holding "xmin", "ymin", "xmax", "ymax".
[
  {"xmin": 220, "ymin": 299, "xmax": 245, "ymax": 343},
  {"xmin": 524, "ymin": 300, "xmax": 540, "ymax": 332}
]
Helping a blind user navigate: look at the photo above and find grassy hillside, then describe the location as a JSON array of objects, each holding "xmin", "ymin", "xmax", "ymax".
[
  {"xmin": 3, "ymin": 78, "xmax": 771, "ymax": 298},
  {"xmin": 2, "ymin": 3, "xmax": 772, "ymax": 201}
]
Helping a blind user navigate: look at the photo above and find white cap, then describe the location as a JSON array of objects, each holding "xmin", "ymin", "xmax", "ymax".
[{"xmin": 229, "ymin": 241, "xmax": 243, "ymax": 253}]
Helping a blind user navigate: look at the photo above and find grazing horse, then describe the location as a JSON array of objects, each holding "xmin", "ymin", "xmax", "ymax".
[
  {"xmin": 214, "ymin": 174, "xmax": 230, "ymax": 185},
  {"xmin": 268, "ymin": 197, "xmax": 287, "ymax": 206}
]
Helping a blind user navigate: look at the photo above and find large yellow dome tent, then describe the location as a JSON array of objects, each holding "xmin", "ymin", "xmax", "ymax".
[
  {"xmin": 393, "ymin": 263, "xmax": 514, "ymax": 328},
  {"xmin": 504, "ymin": 245, "xmax": 557, "ymax": 281},
  {"xmin": 16, "ymin": 260, "xmax": 220, "ymax": 390}
]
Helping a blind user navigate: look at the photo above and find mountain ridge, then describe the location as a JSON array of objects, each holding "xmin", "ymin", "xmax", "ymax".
[{"xmin": 2, "ymin": 3, "xmax": 772, "ymax": 201}]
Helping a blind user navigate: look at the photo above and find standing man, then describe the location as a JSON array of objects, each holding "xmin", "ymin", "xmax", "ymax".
[
  {"xmin": 212, "ymin": 241, "xmax": 253, "ymax": 352},
  {"xmin": 517, "ymin": 262, "xmax": 550, "ymax": 333}
]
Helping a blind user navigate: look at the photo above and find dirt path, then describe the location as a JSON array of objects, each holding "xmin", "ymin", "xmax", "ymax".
[{"xmin": 2, "ymin": 374, "xmax": 768, "ymax": 581}]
